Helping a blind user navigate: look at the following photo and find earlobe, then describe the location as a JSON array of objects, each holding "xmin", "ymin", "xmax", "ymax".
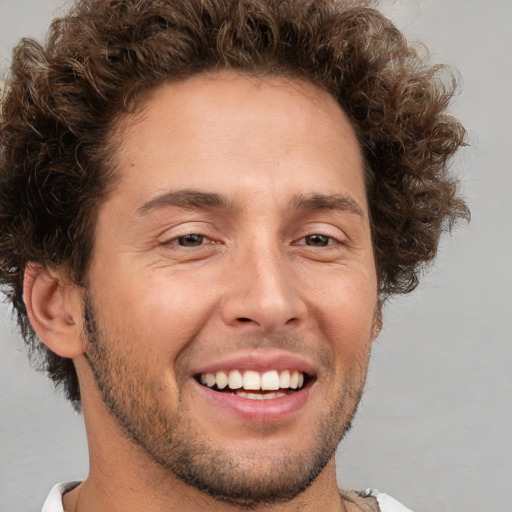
[{"xmin": 23, "ymin": 264, "xmax": 84, "ymax": 358}]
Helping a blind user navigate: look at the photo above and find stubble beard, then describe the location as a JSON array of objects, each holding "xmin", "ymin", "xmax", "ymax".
[{"xmin": 82, "ymin": 294, "xmax": 370, "ymax": 508}]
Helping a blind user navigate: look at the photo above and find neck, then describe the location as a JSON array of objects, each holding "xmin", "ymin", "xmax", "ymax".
[
  {"xmin": 67, "ymin": 369, "xmax": 358, "ymax": 512},
  {"xmin": 63, "ymin": 461, "xmax": 351, "ymax": 512}
]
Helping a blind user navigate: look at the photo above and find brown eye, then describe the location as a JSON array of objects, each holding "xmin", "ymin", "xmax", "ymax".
[
  {"xmin": 175, "ymin": 234, "xmax": 206, "ymax": 246},
  {"xmin": 304, "ymin": 234, "xmax": 331, "ymax": 247}
]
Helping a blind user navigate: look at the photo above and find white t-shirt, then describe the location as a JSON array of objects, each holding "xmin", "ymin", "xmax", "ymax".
[{"xmin": 42, "ymin": 482, "xmax": 413, "ymax": 512}]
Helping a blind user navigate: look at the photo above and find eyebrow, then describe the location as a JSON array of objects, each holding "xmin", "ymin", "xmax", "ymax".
[
  {"xmin": 137, "ymin": 189, "xmax": 364, "ymax": 218},
  {"xmin": 291, "ymin": 193, "xmax": 364, "ymax": 217},
  {"xmin": 137, "ymin": 190, "xmax": 235, "ymax": 215}
]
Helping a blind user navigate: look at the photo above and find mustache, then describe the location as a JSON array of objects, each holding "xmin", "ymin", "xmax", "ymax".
[
  {"xmin": 177, "ymin": 331, "xmax": 334, "ymax": 374},
  {"xmin": 81, "ymin": 292, "xmax": 336, "ymax": 381}
]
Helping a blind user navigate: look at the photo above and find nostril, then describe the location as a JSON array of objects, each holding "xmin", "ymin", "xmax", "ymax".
[{"xmin": 237, "ymin": 317, "xmax": 252, "ymax": 323}]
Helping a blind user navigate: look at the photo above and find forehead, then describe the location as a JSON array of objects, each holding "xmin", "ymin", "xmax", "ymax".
[{"xmin": 108, "ymin": 70, "xmax": 366, "ymax": 211}]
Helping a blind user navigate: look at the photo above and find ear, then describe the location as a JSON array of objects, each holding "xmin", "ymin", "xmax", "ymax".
[
  {"xmin": 371, "ymin": 300, "xmax": 383, "ymax": 341},
  {"xmin": 23, "ymin": 264, "xmax": 84, "ymax": 358}
]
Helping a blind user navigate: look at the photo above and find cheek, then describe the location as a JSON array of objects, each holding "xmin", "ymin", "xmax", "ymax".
[
  {"xmin": 303, "ymin": 265, "xmax": 377, "ymax": 324},
  {"xmin": 96, "ymin": 269, "xmax": 220, "ymax": 358},
  {"xmin": 301, "ymin": 269, "xmax": 377, "ymax": 360}
]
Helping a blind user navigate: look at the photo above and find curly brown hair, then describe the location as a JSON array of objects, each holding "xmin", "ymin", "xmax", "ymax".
[{"xmin": 0, "ymin": 0, "xmax": 469, "ymax": 409}]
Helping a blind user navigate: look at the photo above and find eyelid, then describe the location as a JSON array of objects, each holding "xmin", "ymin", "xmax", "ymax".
[
  {"xmin": 291, "ymin": 222, "xmax": 348, "ymax": 244},
  {"xmin": 165, "ymin": 233, "xmax": 216, "ymax": 246},
  {"xmin": 154, "ymin": 220, "xmax": 224, "ymax": 249},
  {"xmin": 157, "ymin": 220, "xmax": 215, "ymax": 238},
  {"xmin": 293, "ymin": 234, "xmax": 343, "ymax": 247}
]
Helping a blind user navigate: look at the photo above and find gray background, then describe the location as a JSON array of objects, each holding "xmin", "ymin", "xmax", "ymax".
[{"xmin": 0, "ymin": 1, "xmax": 510, "ymax": 511}]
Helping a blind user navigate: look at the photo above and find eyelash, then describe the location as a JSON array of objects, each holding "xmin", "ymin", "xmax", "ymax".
[
  {"xmin": 163, "ymin": 232, "xmax": 342, "ymax": 249},
  {"xmin": 164, "ymin": 233, "xmax": 216, "ymax": 247},
  {"xmin": 294, "ymin": 234, "xmax": 340, "ymax": 247}
]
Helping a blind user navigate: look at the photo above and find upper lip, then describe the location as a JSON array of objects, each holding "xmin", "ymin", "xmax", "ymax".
[{"xmin": 191, "ymin": 349, "xmax": 318, "ymax": 377}]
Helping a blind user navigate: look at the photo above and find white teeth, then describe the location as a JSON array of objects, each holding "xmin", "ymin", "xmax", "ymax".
[
  {"xmin": 200, "ymin": 369, "xmax": 307, "ymax": 392},
  {"xmin": 279, "ymin": 370, "xmax": 290, "ymax": 388},
  {"xmin": 237, "ymin": 391, "xmax": 263, "ymax": 400},
  {"xmin": 290, "ymin": 371, "xmax": 299, "ymax": 389},
  {"xmin": 260, "ymin": 370, "xmax": 280, "ymax": 390},
  {"xmin": 236, "ymin": 391, "xmax": 287, "ymax": 400},
  {"xmin": 228, "ymin": 370, "xmax": 243, "ymax": 389},
  {"xmin": 243, "ymin": 370, "xmax": 261, "ymax": 390},
  {"xmin": 215, "ymin": 371, "xmax": 228, "ymax": 389}
]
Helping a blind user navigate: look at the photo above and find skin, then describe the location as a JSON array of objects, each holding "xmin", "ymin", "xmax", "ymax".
[{"xmin": 26, "ymin": 71, "xmax": 380, "ymax": 511}]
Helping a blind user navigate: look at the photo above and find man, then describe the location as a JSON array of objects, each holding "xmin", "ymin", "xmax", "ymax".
[{"xmin": 0, "ymin": 0, "xmax": 469, "ymax": 511}]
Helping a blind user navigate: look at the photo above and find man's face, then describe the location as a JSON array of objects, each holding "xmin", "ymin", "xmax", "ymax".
[{"xmin": 82, "ymin": 71, "xmax": 379, "ymax": 505}]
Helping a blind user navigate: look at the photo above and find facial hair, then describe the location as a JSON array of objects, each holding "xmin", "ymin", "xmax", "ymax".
[{"xmin": 82, "ymin": 292, "xmax": 370, "ymax": 508}]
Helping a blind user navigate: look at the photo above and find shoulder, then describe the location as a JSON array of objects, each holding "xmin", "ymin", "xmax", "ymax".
[
  {"xmin": 357, "ymin": 488, "xmax": 414, "ymax": 512},
  {"xmin": 41, "ymin": 482, "xmax": 81, "ymax": 512}
]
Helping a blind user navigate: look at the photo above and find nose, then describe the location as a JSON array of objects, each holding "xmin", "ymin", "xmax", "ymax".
[{"xmin": 220, "ymin": 243, "xmax": 307, "ymax": 333}]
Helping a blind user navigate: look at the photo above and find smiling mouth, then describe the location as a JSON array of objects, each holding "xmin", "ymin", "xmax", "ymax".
[{"xmin": 196, "ymin": 369, "xmax": 310, "ymax": 400}]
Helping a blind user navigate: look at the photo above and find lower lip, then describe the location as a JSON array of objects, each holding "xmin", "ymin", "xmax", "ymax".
[{"xmin": 194, "ymin": 380, "xmax": 313, "ymax": 423}]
